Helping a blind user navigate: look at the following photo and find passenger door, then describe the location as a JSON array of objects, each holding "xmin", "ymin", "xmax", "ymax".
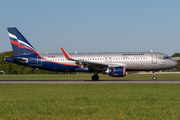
[{"xmin": 152, "ymin": 54, "xmax": 157, "ymax": 64}]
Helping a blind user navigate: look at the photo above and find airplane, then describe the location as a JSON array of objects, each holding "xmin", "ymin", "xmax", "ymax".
[{"xmin": 4, "ymin": 27, "xmax": 177, "ymax": 80}]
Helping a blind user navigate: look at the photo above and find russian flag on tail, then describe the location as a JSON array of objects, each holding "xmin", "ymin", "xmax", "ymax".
[{"xmin": 7, "ymin": 27, "xmax": 38, "ymax": 56}]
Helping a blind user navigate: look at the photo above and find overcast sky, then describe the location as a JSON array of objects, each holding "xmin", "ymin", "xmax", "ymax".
[{"xmin": 0, "ymin": 0, "xmax": 180, "ymax": 56}]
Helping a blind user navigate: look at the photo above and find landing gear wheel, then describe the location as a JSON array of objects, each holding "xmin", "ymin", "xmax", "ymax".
[
  {"xmin": 152, "ymin": 71, "xmax": 156, "ymax": 80},
  {"xmin": 152, "ymin": 76, "xmax": 156, "ymax": 80},
  {"xmin": 92, "ymin": 75, "xmax": 99, "ymax": 81}
]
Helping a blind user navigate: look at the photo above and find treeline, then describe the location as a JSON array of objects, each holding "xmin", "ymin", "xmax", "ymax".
[
  {"xmin": 0, "ymin": 51, "xmax": 66, "ymax": 74},
  {"xmin": 171, "ymin": 53, "xmax": 180, "ymax": 71},
  {"xmin": 0, "ymin": 51, "xmax": 180, "ymax": 74}
]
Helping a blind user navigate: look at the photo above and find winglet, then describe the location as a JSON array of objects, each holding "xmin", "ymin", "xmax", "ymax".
[{"xmin": 61, "ymin": 47, "xmax": 71, "ymax": 59}]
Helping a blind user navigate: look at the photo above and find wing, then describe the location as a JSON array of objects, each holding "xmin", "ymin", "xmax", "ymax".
[{"xmin": 61, "ymin": 48, "xmax": 108, "ymax": 70}]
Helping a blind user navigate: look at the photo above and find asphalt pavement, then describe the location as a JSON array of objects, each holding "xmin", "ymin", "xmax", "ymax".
[{"xmin": 0, "ymin": 80, "xmax": 180, "ymax": 84}]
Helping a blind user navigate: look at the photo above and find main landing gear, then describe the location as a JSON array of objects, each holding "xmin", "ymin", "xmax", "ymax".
[
  {"xmin": 152, "ymin": 71, "xmax": 156, "ymax": 80},
  {"xmin": 92, "ymin": 71, "xmax": 99, "ymax": 81},
  {"xmin": 92, "ymin": 75, "xmax": 99, "ymax": 81}
]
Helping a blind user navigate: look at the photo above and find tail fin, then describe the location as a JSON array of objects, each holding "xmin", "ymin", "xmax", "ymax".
[{"xmin": 7, "ymin": 27, "xmax": 38, "ymax": 56}]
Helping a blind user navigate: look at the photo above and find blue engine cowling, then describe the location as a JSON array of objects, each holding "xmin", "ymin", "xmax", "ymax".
[{"xmin": 109, "ymin": 66, "xmax": 126, "ymax": 77}]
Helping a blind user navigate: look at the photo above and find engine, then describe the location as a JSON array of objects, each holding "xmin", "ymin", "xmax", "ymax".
[{"xmin": 106, "ymin": 66, "xmax": 126, "ymax": 77}]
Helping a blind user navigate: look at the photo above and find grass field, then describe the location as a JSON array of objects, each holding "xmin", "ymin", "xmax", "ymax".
[
  {"xmin": 0, "ymin": 84, "xmax": 180, "ymax": 119},
  {"xmin": 0, "ymin": 73, "xmax": 180, "ymax": 80}
]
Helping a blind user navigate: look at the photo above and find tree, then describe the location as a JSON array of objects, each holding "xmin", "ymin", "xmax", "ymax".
[
  {"xmin": 171, "ymin": 53, "xmax": 180, "ymax": 57},
  {"xmin": 0, "ymin": 51, "xmax": 64, "ymax": 74}
]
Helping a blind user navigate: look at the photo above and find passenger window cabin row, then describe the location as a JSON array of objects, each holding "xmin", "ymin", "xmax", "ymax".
[{"xmin": 47, "ymin": 57, "xmax": 148, "ymax": 62}]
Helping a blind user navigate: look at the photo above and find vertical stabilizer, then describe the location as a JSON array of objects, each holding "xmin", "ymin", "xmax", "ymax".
[{"xmin": 7, "ymin": 27, "xmax": 38, "ymax": 56}]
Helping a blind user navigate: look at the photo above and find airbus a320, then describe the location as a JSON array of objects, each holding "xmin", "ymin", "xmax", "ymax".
[{"xmin": 4, "ymin": 27, "xmax": 177, "ymax": 80}]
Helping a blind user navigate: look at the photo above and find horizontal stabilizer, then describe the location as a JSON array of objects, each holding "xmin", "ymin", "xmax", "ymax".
[{"xmin": 4, "ymin": 56, "xmax": 28, "ymax": 64}]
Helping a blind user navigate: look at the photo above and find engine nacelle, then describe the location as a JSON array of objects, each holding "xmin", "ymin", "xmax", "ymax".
[{"xmin": 108, "ymin": 66, "xmax": 126, "ymax": 77}]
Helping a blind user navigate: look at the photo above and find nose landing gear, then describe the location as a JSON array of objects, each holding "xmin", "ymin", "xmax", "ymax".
[{"xmin": 152, "ymin": 71, "xmax": 156, "ymax": 80}]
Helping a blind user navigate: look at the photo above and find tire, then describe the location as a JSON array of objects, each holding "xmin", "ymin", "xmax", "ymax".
[
  {"xmin": 152, "ymin": 76, "xmax": 156, "ymax": 80},
  {"xmin": 92, "ymin": 75, "xmax": 99, "ymax": 81}
]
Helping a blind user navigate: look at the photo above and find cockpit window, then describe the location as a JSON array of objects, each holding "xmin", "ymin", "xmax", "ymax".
[{"xmin": 163, "ymin": 56, "xmax": 171, "ymax": 59}]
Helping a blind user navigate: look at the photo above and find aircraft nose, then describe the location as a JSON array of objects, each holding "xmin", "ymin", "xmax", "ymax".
[{"xmin": 172, "ymin": 60, "xmax": 178, "ymax": 67}]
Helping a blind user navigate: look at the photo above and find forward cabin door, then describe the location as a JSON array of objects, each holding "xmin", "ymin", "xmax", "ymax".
[{"xmin": 152, "ymin": 54, "xmax": 157, "ymax": 64}]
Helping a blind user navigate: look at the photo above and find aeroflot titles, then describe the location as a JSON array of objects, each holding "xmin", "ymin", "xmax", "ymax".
[{"xmin": 122, "ymin": 53, "xmax": 145, "ymax": 56}]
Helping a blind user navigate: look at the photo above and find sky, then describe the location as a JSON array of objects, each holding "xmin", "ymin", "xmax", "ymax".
[{"xmin": 0, "ymin": 0, "xmax": 180, "ymax": 56}]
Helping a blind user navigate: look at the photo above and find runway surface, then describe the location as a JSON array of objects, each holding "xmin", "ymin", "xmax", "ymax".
[{"xmin": 0, "ymin": 80, "xmax": 180, "ymax": 84}]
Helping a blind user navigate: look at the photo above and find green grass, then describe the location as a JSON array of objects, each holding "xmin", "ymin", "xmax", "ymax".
[
  {"xmin": 0, "ymin": 84, "xmax": 180, "ymax": 119},
  {"xmin": 0, "ymin": 74, "xmax": 180, "ymax": 80}
]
